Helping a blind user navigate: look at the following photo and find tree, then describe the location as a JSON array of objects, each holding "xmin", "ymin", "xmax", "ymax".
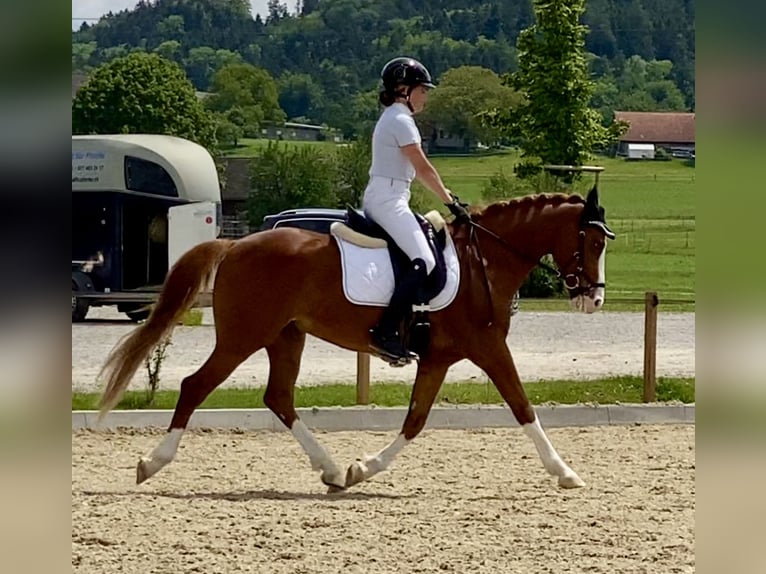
[
  {"xmin": 247, "ymin": 142, "xmax": 338, "ymax": 227},
  {"xmin": 214, "ymin": 116, "xmax": 244, "ymax": 148},
  {"xmin": 419, "ymin": 65, "xmax": 520, "ymax": 148},
  {"xmin": 184, "ymin": 46, "xmax": 219, "ymax": 89},
  {"xmin": 71, "ymin": 52, "xmax": 217, "ymax": 152},
  {"xmin": 592, "ymin": 55, "xmax": 689, "ymax": 118},
  {"xmin": 72, "ymin": 42, "xmax": 97, "ymax": 71},
  {"xmin": 278, "ymin": 72, "xmax": 324, "ymax": 121},
  {"xmin": 267, "ymin": 0, "xmax": 289, "ymax": 24},
  {"xmin": 335, "ymin": 139, "xmax": 372, "ymax": 208},
  {"xmin": 156, "ymin": 15, "xmax": 186, "ymax": 41},
  {"xmin": 205, "ymin": 63, "xmax": 286, "ymax": 133},
  {"xmin": 495, "ymin": 0, "xmax": 626, "ymax": 178},
  {"xmin": 154, "ymin": 40, "xmax": 182, "ymax": 63}
]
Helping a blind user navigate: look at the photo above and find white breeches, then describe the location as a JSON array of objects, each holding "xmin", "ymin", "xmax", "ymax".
[{"xmin": 362, "ymin": 177, "xmax": 436, "ymax": 274}]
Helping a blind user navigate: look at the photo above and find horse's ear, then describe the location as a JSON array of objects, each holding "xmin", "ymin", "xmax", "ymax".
[
  {"xmin": 586, "ymin": 185, "xmax": 600, "ymax": 207},
  {"xmin": 581, "ymin": 185, "xmax": 616, "ymax": 239},
  {"xmin": 581, "ymin": 185, "xmax": 600, "ymax": 222}
]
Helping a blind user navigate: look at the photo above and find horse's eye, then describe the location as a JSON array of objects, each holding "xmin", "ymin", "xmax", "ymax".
[{"xmin": 593, "ymin": 240, "xmax": 604, "ymax": 251}]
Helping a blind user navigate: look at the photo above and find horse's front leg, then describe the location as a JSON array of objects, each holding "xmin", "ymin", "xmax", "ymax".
[
  {"xmin": 345, "ymin": 359, "xmax": 450, "ymax": 488},
  {"xmin": 470, "ymin": 336, "xmax": 585, "ymax": 489}
]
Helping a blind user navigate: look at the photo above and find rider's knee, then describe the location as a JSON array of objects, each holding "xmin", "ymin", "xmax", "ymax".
[
  {"xmin": 415, "ymin": 252, "xmax": 436, "ymax": 275},
  {"xmin": 411, "ymin": 256, "xmax": 433, "ymax": 277}
]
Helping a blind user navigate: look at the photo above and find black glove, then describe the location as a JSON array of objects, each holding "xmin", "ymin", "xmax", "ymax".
[{"xmin": 446, "ymin": 197, "xmax": 471, "ymax": 221}]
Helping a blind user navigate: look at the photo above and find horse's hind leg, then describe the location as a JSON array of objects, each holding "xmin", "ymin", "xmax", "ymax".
[
  {"xmin": 470, "ymin": 338, "xmax": 585, "ymax": 489},
  {"xmin": 136, "ymin": 346, "xmax": 248, "ymax": 484},
  {"xmin": 263, "ymin": 322, "xmax": 345, "ymax": 490}
]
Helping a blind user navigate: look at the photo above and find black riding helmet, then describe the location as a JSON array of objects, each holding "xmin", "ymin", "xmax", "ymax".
[{"xmin": 381, "ymin": 57, "xmax": 436, "ymax": 92}]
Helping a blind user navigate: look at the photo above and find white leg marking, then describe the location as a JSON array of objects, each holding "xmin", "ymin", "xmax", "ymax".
[
  {"xmin": 347, "ymin": 433, "xmax": 410, "ymax": 486},
  {"xmin": 137, "ymin": 428, "xmax": 184, "ymax": 483},
  {"xmin": 291, "ymin": 420, "xmax": 344, "ymax": 487},
  {"xmin": 153, "ymin": 428, "xmax": 184, "ymax": 462},
  {"xmin": 522, "ymin": 418, "xmax": 585, "ymax": 488}
]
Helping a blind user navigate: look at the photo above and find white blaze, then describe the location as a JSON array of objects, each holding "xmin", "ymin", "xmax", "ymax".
[{"xmin": 572, "ymin": 246, "xmax": 607, "ymax": 314}]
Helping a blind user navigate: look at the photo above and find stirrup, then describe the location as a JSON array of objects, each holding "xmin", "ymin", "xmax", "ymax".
[
  {"xmin": 369, "ymin": 347, "xmax": 417, "ymax": 367},
  {"xmin": 368, "ymin": 330, "xmax": 418, "ymax": 367}
]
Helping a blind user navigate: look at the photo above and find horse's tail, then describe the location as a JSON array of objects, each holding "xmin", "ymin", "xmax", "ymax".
[{"xmin": 96, "ymin": 239, "xmax": 235, "ymax": 420}]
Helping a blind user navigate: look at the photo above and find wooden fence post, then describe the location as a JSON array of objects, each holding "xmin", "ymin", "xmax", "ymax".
[
  {"xmin": 356, "ymin": 352, "xmax": 370, "ymax": 405},
  {"xmin": 643, "ymin": 291, "xmax": 659, "ymax": 402}
]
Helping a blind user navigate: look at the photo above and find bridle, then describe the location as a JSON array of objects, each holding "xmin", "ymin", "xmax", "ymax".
[{"xmin": 461, "ymin": 217, "xmax": 607, "ymax": 325}]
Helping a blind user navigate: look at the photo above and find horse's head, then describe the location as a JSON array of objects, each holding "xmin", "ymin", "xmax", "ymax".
[{"xmin": 553, "ymin": 185, "xmax": 616, "ymax": 313}]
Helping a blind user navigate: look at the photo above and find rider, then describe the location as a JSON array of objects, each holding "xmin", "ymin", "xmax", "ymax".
[{"xmin": 363, "ymin": 56, "xmax": 470, "ymax": 363}]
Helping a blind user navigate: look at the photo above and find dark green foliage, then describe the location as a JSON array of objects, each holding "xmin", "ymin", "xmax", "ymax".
[
  {"xmin": 246, "ymin": 141, "xmax": 339, "ymax": 226},
  {"xmin": 71, "ymin": 52, "xmax": 217, "ymax": 152},
  {"xmin": 72, "ymin": 0, "xmax": 694, "ymax": 140},
  {"xmin": 335, "ymin": 140, "xmax": 373, "ymax": 208},
  {"xmin": 519, "ymin": 256, "xmax": 566, "ymax": 298},
  {"xmin": 214, "ymin": 117, "xmax": 243, "ymax": 147},
  {"xmin": 205, "ymin": 62, "xmax": 285, "ymax": 131},
  {"xmin": 245, "ymin": 138, "xmax": 371, "ymax": 223},
  {"xmin": 278, "ymin": 72, "xmax": 325, "ymax": 122}
]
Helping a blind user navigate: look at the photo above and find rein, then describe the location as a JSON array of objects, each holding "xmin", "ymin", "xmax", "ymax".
[
  {"xmin": 468, "ymin": 220, "xmax": 562, "ymax": 276},
  {"xmin": 460, "ymin": 218, "xmax": 603, "ymax": 326}
]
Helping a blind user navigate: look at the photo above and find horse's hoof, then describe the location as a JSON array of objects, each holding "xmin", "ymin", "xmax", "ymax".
[
  {"xmin": 558, "ymin": 473, "xmax": 586, "ymax": 489},
  {"xmin": 136, "ymin": 459, "xmax": 152, "ymax": 485},
  {"xmin": 326, "ymin": 483, "xmax": 346, "ymax": 494},
  {"xmin": 345, "ymin": 462, "xmax": 367, "ymax": 488},
  {"xmin": 320, "ymin": 470, "xmax": 346, "ymax": 491}
]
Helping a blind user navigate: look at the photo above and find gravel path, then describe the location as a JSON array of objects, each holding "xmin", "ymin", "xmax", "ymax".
[
  {"xmin": 72, "ymin": 308, "xmax": 694, "ymax": 392},
  {"xmin": 72, "ymin": 424, "xmax": 695, "ymax": 574}
]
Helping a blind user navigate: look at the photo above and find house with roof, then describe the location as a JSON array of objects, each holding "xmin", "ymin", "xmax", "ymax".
[{"xmin": 614, "ymin": 111, "xmax": 695, "ymax": 158}]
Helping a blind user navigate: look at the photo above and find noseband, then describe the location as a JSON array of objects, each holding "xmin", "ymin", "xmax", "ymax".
[{"xmin": 557, "ymin": 229, "xmax": 606, "ymax": 298}]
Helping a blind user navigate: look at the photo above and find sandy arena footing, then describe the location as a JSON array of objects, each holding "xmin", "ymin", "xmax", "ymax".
[{"xmin": 72, "ymin": 424, "xmax": 694, "ymax": 574}]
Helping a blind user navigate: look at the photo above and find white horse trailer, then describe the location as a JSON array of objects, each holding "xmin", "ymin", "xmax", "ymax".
[{"xmin": 72, "ymin": 134, "xmax": 221, "ymax": 322}]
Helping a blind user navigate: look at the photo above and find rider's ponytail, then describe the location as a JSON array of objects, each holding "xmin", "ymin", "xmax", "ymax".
[{"xmin": 379, "ymin": 89, "xmax": 397, "ymax": 106}]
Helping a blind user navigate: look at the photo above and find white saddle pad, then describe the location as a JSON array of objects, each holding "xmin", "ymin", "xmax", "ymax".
[{"xmin": 332, "ymin": 233, "xmax": 460, "ymax": 310}]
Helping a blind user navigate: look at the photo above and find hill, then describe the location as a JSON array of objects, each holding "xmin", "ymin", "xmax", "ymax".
[{"xmin": 72, "ymin": 0, "xmax": 695, "ymax": 135}]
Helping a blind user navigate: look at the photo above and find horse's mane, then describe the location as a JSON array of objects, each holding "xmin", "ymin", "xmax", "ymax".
[{"xmin": 471, "ymin": 193, "xmax": 585, "ymax": 222}]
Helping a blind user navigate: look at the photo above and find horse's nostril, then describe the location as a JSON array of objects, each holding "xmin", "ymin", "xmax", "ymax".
[{"xmin": 594, "ymin": 299, "xmax": 602, "ymax": 308}]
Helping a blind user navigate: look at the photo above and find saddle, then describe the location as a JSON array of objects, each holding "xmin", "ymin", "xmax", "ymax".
[
  {"xmin": 332, "ymin": 207, "xmax": 449, "ymax": 304},
  {"xmin": 261, "ymin": 206, "xmax": 453, "ymax": 358},
  {"xmin": 336, "ymin": 208, "xmax": 450, "ymax": 360}
]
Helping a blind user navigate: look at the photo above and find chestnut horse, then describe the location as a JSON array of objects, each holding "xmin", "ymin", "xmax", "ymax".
[{"xmin": 97, "ymin": 186, "xmax": 614, "ymax": 491}]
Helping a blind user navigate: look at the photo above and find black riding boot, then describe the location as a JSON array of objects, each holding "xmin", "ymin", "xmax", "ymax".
[{"xmin": 369, "ymin": 258, "xmax": 428, "ymax": 364}]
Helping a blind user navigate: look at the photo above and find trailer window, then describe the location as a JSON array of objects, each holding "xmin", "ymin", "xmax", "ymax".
[{"xmin": 124, "ymin": 156, "xmax": 178, "ymax": 197}]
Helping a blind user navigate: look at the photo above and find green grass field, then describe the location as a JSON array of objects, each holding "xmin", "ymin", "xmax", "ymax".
[
  {"xmin": 72, "ymin": 376, "xmax": 694, "ymax": 411},
  {"xmin": 425, "ymin": 152, "xmax": 694, "ymax": 305},
  {"xmin": 221, "ymin": 140, "xmax": 695, "ymax": 306},
  {"xmin": 221, "ymin": 137, "xmax": 340, "ymax": 157}
]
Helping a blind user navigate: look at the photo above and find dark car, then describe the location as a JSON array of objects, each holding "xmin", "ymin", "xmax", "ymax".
[{"xmin": 259, "ymin": 208, "xmax": 348, "ymax": 233}]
